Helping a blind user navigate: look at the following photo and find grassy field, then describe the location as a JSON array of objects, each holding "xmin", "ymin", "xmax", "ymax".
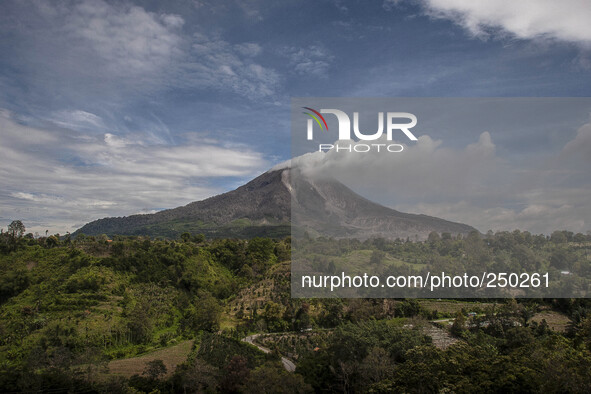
[
  {"xmin": 419, "ymin": 299, "xmax": 496, "ymax": 315},
  {"xmin": 107, "ymin": 340, "xmax": 194, "ymax": 378},
  {"xmin": 314, "ymin": 249, "xmax": 427, "ymax": 273},
  {"xmin": 531, "ymin": 310, "xmax": 572, "ymax": 332}
]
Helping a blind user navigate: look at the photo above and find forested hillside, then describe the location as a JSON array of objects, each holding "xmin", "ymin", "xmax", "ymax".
[{"xmin": 0, "ymin": 228, "xmax": 590, "ymax": 392}]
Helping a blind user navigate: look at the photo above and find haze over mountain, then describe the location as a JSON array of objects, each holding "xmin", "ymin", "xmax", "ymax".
[{"xmin": 73, "ymin": 167, "xmax": 476, "ymax": 240}]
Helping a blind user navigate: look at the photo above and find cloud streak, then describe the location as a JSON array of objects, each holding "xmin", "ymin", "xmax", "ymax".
[
  {"xmin": 0, "ymin": 0, "xmax": 283, "ymax": 111},
  {"xmin": 0, "ymin": 110, "xmax": 269, "ymax": 234}
]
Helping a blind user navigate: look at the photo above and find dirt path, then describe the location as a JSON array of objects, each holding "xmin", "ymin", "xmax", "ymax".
[{"xmin": 242, "ymin": 334, "xmax": 296, "ymax": 372}]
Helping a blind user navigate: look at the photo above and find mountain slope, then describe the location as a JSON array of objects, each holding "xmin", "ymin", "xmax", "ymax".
[
  {"xmin": 290, "ymin": 170, "xmax": 476, "ymax": 240},
  {"xmin": 74, "ymin": 169, "xmax": 290, "ymax": 239},
  {"xmin": 74, "ymin": 168, "xmax": 476, "ymax": 240}
]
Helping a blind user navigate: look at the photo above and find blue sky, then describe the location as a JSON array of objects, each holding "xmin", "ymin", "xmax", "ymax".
[{"xmin": 1, "ymin": 0, "xmax": 590, "ymax": 235}]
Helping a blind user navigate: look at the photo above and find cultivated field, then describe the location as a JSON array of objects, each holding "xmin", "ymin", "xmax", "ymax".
[{"xmin": 107, "ymin": 340, "xmax": 194, "ymax": 377}]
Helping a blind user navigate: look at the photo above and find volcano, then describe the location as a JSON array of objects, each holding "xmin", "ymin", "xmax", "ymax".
[{"xmin": 73, "ymin": 167, "xmax": 476, "ymax": 240}]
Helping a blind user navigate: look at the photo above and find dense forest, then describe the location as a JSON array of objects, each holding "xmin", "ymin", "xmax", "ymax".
[
  {"xmin": 0, "ymin": 222, "xmax": 591, "ymax": 393},
  {"xmin": 293, "ymin": 229, "xmax": 591, "ymax": 297}
]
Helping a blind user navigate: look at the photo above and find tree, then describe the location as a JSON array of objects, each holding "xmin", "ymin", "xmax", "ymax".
[
  {"xmin": 512, "ymin": 244, "xmax": 539, "ymax": 271},
  {"xmin": 318, "ymin": 300, "xmax": 344, "ymax": 327},
  {"xmin": 245, "ymin": 362, "xmax": 312, "ymax": 393},
  {"xmin": 358, "ymin": 347, "xmax": 395, "ymax": 387},
  {"xmin": 74, "ymin": 347, "xmax": 108, "ymax": 383},
  {"xmin": 46, "ymin": 235, "xmax": 59, "ymax": 248},
  {"xmin": 175, "ymin": 358, "xmax": 219, "ymax": 393},
  {"xmin": 550, "ymin": 248, "xmax": 573, "ymax": 270},
  {"xmin": 370, "ymin": 250, "xmax": 386, "ymax": 266},
  {"xmin": 451, "ymin": 311, "xmax": 466, "ymax": 336},
  {"xmin": 220, "ymin": 355, "xmax": 250, "ymax": 393},
  {"xmin": 185, "ymin": 292, "xmax": 222, "ymax": 332},
  {"xmin": 7, "ymin": 220, "xmax": 25, "ymax": 238},
  {"xmin": 181, "ymin": 232, "xmax": 192, "ymax": 243},
  {"xmin": 143, "ymin": 359, "xmax": 167, "ymax": 380},
  {"xmin": 294, "ymin": 302, "xmax": 311, "ymax": 331},
  {"xmin": 263, "ymin": 301, "xmax": 287, "ymax": 332},
  {"xmin": 127, "ymin": 301, "xmax": 153, "ymax": 344},
  {"xmin": 550, "ymin": 230, "xmax": 567, "ymax": 244},
  {"xmin": 427, "ymin": 231, "xmax": 441, "ymax": 243},
  {"xmin": 247, "ymin": 237, "xmax": 277, "ymax": 273}
]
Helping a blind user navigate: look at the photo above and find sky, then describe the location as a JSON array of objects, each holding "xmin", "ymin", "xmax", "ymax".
[{"xmin": 0, "ymin": 0, "xmax": 590, "ymax": 236}]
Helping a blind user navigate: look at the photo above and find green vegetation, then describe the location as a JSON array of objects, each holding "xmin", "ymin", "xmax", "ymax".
[
  {"xmin": 0, "ymin": 226, "xmax": 590, "ymax": 392},
  {"xmin": 108, "ymin": 339, "xmax": 193, "ymax": 378},
  {"xmin": 297, "ymin": 305, "xmax": 591, "ymax": 393},
  {"xmin": 294, "ymin": 229, "xmax": 591, "ymax": 297},
  {"xmin": 135, "ymin": 220, "xmax": 291, "ymax": 240}
]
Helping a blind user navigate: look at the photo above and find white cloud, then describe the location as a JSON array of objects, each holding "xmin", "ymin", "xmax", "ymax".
[
  {"xmin": 382, "ymin": 0, "xmax": 403, "ymax": 12},
  {"xmin": 9, "ymin": 1, "xmax": 280, "ymax": 102},
  {"xmin": 64, "ymin": 0, "xmax": 185, "ymax": 76},
  {"xmin": 10, "ymin": 192, "xmax": 62, "ymax": 203},
  {"xmin": 293, "ymin": 127, "xmax": 590, "ymax": 235},
  {"xmin": 281, "ymin": 45, "xmax": 334, "ymax": 77},
  {"xmin": 562, "ymin": 119, "xmax": 591, "ymax": 162},
  {"xmin": 51, "ymin": 110, "xmax": 106, "ymax": 131},
  {"xmin": 104, "ymin": 133, "xmax": 130, "ymax": 148},
  {"xmin": 418, "ymin": 0, "xmax": 591, "ymax": 45},
  {"xmin": 0, "ymin": 109, "xmax": 269, "ymax": 234},
  {"xmin": 331, "ymin": 0, "xmax": 349, "ymax": 13},
  {"xmin": 184, "ymin": 33, "xmax": 280, "ymax": 99},
  {"xmin": 234, "ymin": 42, "xmax": 263, "ymax": 57},
  {"xmin": 161, "ymin": 14, "xmax": 185, "ymax": 29},
  {"xmin": 300, "ymin": 132, "xmax": 505, "ymax": 205},
  {"xmin": 393, "ymin": 199, "xmax": 588, "ymax": 235}
]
